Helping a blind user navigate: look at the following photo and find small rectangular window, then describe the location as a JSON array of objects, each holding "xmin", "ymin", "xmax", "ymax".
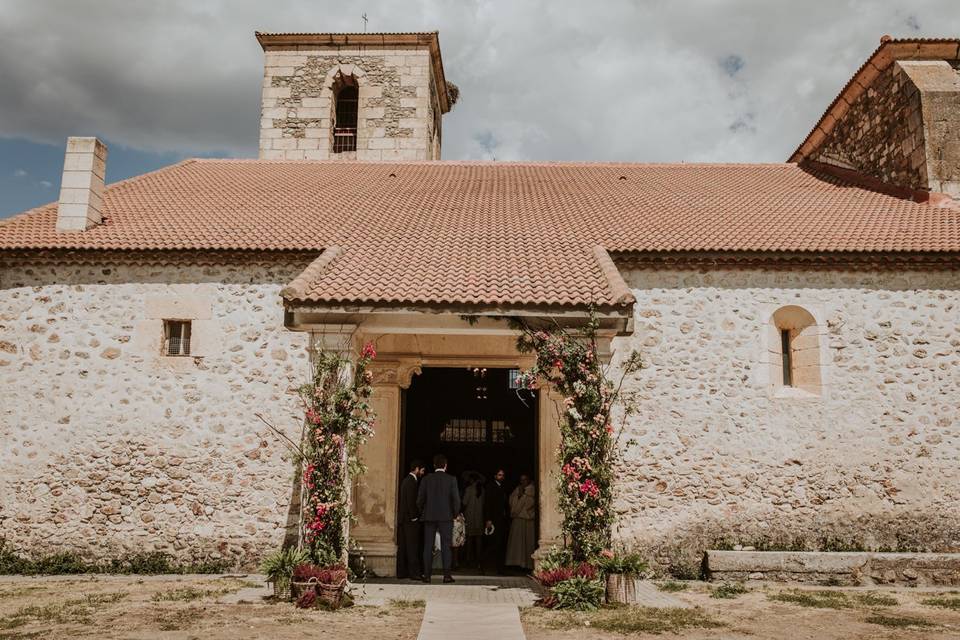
[
  {"xmin": 780, "ymin": 328, "xmax": 792, "ymax": 386},
  {"xmin": 164, "ymin": 320, "xmax": 192, "ymax": 357}
]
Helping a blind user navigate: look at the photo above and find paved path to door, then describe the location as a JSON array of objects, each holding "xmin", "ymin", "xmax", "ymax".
[
  {"xmin": 417, "ymin": 601, "xmax": 525, "ymax": 640},
  {"xmin": 355, "ymin": 575, "xmax": 539, "ymax": 607}
]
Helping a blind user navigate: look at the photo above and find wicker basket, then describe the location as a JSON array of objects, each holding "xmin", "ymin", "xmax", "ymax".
[
  {"xmin": 606, "ymin": 573, "xmax": 639, "ymax": 605},
  {"xmin": 271, "ymin": 577, "xmax": 292, "ymax": 602},
  {"xmin": 291, "ymin": 577, "xmax": 319, "ymax": 601},
  {"xmin": 317, "ymin": 579, "xmax": 347, "ymax": 609}
]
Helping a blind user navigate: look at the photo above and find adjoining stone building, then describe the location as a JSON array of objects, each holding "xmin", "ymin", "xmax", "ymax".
[{"xmin": 1, "ymin": 33, "xmax": 959, "ymax": 575}]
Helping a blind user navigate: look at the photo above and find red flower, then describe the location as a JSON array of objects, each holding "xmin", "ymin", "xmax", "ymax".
[{"xmin": 360, "ymin": 342, "xmax": 377, "ymax": 359}]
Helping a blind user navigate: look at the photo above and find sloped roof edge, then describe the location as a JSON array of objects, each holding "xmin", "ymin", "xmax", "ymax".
[{"xmin": 789, "ymin": 37, "xmax": 960, "ymax": 163}]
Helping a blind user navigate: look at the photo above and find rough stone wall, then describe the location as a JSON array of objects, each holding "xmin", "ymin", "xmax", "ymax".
[
  {"xmin": 813, "ymin": 62, "xmax": 928, "ymax": 190},
  {"xmin": 609, "ymin": 267, "xmax": 960, "ymax": 576},
  {"xmin": 259, "ymin": 46, "xmax": 439, "ymax": 161},
  {"xmin": 0, "ymin": 255, "xmax": 312, "ymax": 567}
]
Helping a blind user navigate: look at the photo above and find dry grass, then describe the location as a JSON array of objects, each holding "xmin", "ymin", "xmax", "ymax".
[
  {"xmin": 922, "ymin": 596, "xmax": 960, "ymax": 611},
  {"xmin": 389, "ymin": 599, "xmax": 426, "ymax": 609},
  {"xmin": 865, "ymin": 613, "xmax": 936, "ymax": 629},
  {"xmin": 526, "ymin": 604, "xmax": 723, "ymax": 635},
  {"xmin": 0, "ymin": 592, "xmax": 126, "ymax": 629},
  {"xmin": 769, "ymin": 589, "xmax": 898, "ymax": 610}
]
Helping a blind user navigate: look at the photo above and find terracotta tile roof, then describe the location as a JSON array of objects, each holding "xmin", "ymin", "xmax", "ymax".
[
  {"xmin": 790, "ymin": 37, "xmax": 960, "ymax": 163},
  {"xmin": 1, "ymin": 160, "xmax": 958, "ymax": 309}
]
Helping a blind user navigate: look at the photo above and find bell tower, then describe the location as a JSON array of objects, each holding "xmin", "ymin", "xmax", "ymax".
[{"xmin": 256, "ymin": 32, "xmax": 452, "ymax": 161}]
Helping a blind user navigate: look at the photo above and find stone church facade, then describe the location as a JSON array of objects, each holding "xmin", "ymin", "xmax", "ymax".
[{"xmin": 1, "ymin": 33, "xmax": 958, "ymax": 575}]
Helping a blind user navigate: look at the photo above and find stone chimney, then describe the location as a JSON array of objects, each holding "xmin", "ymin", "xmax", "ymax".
[{"xmin": 56, "ymin": 137, "xmax": 107, "ymax": 232}]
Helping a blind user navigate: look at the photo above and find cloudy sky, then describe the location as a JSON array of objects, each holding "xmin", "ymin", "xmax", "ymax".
[{"xmin": 1, "ymin": 0, "xmax": 957, "ymax": 217}]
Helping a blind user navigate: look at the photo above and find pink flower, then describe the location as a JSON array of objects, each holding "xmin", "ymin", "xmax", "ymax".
[
  {"xmin": 579, "ymin": 479, "xmax": 600, "ymax": 498},
  {"xmin": 360, "ymin": 342, "xmax": 377, "ymax": 359}
]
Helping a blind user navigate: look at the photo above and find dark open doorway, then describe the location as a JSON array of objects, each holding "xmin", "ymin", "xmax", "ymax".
[{"xmin": 399, "ymin": 366, "xmax": 538, "ymax": 572}]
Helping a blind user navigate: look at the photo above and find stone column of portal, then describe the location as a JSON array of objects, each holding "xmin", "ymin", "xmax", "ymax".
[
  {"xmin": 535, "ymin": 387, "xmax": 564, "ymax": 564},
  {"xmin": 350, "ymin": 360, "xmax": 420, "ymax": 577}
]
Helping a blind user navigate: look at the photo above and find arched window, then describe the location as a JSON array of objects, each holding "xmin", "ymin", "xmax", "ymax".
[
  {"xmin": 332, "ymin": 78, "xmax": 359, "ymax": 154},
  {"xmin": 768, "ymin": 305, "xmax": 822, "ymax": 395}
]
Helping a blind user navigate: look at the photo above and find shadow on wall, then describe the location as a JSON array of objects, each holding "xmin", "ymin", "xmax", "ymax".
[{"xmin": 617, "ymin": 263, "xmax": 960, "ymax": 294}]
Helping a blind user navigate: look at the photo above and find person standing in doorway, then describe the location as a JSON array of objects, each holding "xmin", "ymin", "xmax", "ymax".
[
  {"xmin": 396, "ymin": 459, "xmax": 425, "ymax": 580},
  {"xmin": 505, "ymin": 473, "xmax": 537, "ymax": 570},
  {"xmin": 461, "ymin": 471, "xmax": 485, "ymax": 571},
  {"xmin": 417, "ymin": 453, "xmax": 461, "ymax": 583},
  {"xmin": 483, "ymin": 468, "xmax": 509, "ymax": 574}
]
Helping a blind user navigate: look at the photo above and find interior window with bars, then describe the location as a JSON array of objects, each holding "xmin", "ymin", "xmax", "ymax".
[
  {"xmin": 164, "ymin": 320, "xmax": 192, "ymax": 356},
  {"xmin": 439, "ymin": 418, "xmax": 487, "ymax": 443},
  {"xmin": 491, "ymin": 420, "xmax": 513, "ymax": 443}
]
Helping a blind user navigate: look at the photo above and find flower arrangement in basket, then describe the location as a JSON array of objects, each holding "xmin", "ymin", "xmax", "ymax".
[{"xmin": 292, "ymin": 563, "xmax": 349, "ymax": 609}]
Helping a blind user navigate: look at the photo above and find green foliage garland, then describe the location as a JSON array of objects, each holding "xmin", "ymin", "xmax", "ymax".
[
  {"xmin": 297, "ymin": 341, "xmax": 377, "ymax": 562},
  {"xmin": 515, "ymin": 312, "xmax": 642, "ymax": 562}
]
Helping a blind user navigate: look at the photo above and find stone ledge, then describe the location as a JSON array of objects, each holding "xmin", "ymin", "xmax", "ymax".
[{"xmin": 705, "ymin": 550, "xmax": 960, "ymax": 586}]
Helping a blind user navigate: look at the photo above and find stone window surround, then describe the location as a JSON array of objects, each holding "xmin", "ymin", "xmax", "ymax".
[
  {"xmin": 136, "ymin": 292, "xmax": 219, "ymax": 369},
  {"xmin": 757, "ymin": 302, "xmax": 828, "ymax": 400}
]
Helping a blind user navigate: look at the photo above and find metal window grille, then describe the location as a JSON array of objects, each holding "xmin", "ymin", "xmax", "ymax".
[
  {"xmin": 165, "ymin": 320, "xmax": 192, "ymax": 357},
  {"xmin": 333, "ymin": 86, "xmax": 358, "ymax": 153},
  {"xmin": 491, "ymin": 420, "xmax": 513, "ymax": 443},
  {"xmin": 780, "ymin": 328, "xmax": 792, "ymax": 386},
  {"xmin": 440, "ymin": 418, "xmax": 487, "ymax": 443}
]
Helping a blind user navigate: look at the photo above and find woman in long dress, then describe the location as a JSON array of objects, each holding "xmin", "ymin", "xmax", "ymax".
[
  {"xmin": 460, "ymin": 472, "xmax": 485, "ymax": 570},
  {"xmin": 505, "ymin": 474, "xmax": 536, "ymax": 570}
]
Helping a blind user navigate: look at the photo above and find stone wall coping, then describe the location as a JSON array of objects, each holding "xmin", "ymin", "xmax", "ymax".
[{"xmin": 706, "ymin": 549, "xmax": 960, "ymax": 573}]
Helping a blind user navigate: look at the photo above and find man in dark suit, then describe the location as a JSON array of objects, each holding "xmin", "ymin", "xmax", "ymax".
[
  {"xmin": 483, "ymin": 468, "xmax": 509, "ymax": 574},
  {"xmin": 396, "ymin": 459, "xmax": 425, "ymax": 580},
  {"xmin": 417, "ymin": 453, "xmax": 461, "ymax": 583}
]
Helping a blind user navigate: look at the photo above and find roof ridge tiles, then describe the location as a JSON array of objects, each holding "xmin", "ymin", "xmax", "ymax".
[{"xmin": 187, "ymin": 158, "xmax": 799, "ymax": 168}]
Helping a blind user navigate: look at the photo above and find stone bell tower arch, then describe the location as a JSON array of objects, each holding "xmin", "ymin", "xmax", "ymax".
[{"xmin": 256, "ymin": 31, "xmax": 452, "ymax": 161}]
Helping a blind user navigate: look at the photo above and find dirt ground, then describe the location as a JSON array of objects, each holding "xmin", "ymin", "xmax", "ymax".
[
  {"xmin": 4, "ymin": 575, "xmax": 960, "ymax": 639},
  {"xmin": 0, "ymin": 574, "xmax": 424, "ymax": 639},
  {"xmin": 522, "ymin": 581, "xmax": 960, "ymax": 640}
]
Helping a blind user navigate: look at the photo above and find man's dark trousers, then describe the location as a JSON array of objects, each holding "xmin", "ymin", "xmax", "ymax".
[
  {"xmin": 397, "ymin": 472, "xmax": 422, "ymax": 578},
  {"xmin": 417, "ymin": 469, "xmax": 460, "ymax": 580},
  {"xmin": 397, "ymin": 520, "xmax": 422, "ymax": 578},
  {"xmin": 422, "ymin": 520, "xmax": 454, "ymax": 579}
]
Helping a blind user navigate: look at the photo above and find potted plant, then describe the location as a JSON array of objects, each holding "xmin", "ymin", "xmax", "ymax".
[
  {"xmin": 597, "ymin": 549, "xmax": 648, "ymax": 604},
  {"xmin": 260, "ymin": 547, "xmax": 309, "ymax": 601},
  {"xmin": 291, "ymin": 562, "xmax": 349, "ymax": 609}
]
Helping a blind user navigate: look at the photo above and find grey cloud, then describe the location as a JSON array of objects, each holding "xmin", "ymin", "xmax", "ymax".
[
  {"xmin": 0, "ymin": 0, "xmax": 958, "ymax": 162},
  {"xmin": 719, "ymin": 54, "xmax": 745, "ymax": 77}
]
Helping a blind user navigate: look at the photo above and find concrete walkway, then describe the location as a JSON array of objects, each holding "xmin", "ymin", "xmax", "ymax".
[
  {"xmin": 355, "ymin": 575, "xmax": 539, "ymax": 607},
  {"xmin": 417, "ymin": 601, "xmax": 525, "ymax": 640}
]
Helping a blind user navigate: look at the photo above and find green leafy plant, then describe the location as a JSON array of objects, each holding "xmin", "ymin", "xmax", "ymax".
[
  {"xmin": 550, "ymin": 576, "xmax": 606, "ymax": 611},
  {"xmin": 538, "ymin": 546, "xmax": 575, "ymax": 572},
  {"xmin": 597, "ymin": 549, "xmax": 647, "ymax": 575},
  {"xmin": 259, "ymin": 547, "xmax": 309, "ymax": 591},
  {"xmin": 657, "ymin": 581, "xmax": 689, "ymax": 593}
]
